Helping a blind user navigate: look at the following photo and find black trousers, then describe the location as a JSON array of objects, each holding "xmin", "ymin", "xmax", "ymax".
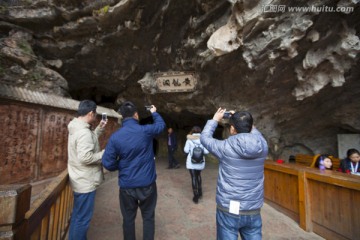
[
  {"xmin": 189, "ymin": 169, "xmax": 202, "ymax": 196},
  {"xmin": 167, "ymin": 146, "xmax": 179, "ymax": 167},
  {"xmin": 119, "ymin": 182, "xmax": 157, "ymax": 240}
]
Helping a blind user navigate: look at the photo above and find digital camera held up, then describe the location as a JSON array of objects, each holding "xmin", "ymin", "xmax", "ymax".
[
  {"xmin": 145, "ymin": 105, "xmax": 152, "ymax": 111},
  {"xmin": 223, "ymin": 111, "xmax": 232, "ymax": 119}
]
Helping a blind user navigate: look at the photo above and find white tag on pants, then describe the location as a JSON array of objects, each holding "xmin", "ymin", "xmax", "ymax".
[{"xmin": 229, "ymin": 200, "xmax": 240, "ymax": 215}]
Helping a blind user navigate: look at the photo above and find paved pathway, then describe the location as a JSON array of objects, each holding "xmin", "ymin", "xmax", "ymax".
[{"xmin": 88, "ymin": 157, "xmax": 324, "ymax": 240}]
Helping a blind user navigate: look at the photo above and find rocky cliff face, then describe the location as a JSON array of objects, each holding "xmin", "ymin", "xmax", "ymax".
[{"xmin": 1, "ymin": 0, "xmax": 360, "ymax": 160}]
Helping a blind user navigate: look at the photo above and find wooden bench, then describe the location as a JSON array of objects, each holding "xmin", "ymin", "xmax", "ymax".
[
  {"xmin": 264, "ymin": 160, "xmax": 360, "ymax": 240},
  {"xmin": 295, "ymin": 154, "xmax": 341, "ymax": 170}
]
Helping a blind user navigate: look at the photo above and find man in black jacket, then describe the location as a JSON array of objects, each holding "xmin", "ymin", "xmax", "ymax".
[{"xmin": 167, "ymin": 127, "xmax": 180, "ymax": 169}]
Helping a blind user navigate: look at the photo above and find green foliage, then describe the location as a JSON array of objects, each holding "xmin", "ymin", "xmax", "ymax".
[
  {"xmin": 0, "ymin": 64, "xmax": 4, "ymax": 76},
  {"xmin": 18, "ymin": 40, "xmax": 34, "ymax": 55},
  {"xmin": 101, "ymin": 5, "xmax": 109, "ymax": 14},
  {"xmin": 93, "ymin": 5, "xmax": 110, "ymax": 16},
  {"xmin": 0, "ymin": 56, "xmax": 6, "ymax": 76},
  {"xmin": 22, "ymin": 0, "xmax": 32, "ymax": 6},
  {"xmin": 0, "ymin": 6, "xmax": 7, "ymax": 14},
  {"xmin": 30, "ymin": 71, "xmax": 42, "ymax": 81}
]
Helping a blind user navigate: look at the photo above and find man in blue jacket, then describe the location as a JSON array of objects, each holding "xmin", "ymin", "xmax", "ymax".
[
  {"xmin": 200, "ymin": 108, "xmax": 268, "ymax": 240},
  {"xmin": 102, "ymin": 101, "xmax": 165, "ymax": 240}
]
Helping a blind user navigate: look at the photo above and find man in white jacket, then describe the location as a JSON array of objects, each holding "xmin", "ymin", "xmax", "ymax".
[{"xmin": 67, "ymin": 100, "xmax": 107, "ymax": 240}]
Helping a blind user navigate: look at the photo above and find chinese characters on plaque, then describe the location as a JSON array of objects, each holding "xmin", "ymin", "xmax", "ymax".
[
  {"xmin": 40, "ymin": 111, "xmax": 73, "ymax": 178},
  {"xmin": 0, "ymin": 94, "xmax": 121, "ymax": 184},
  {"xmin": 0, "ymin": 104, "xmax": 73, "ymax": 183},
  {"xmin": 154, "ymin": 72, "xmax": 198, "ymax": 93},
  {"xmin": 0, "ymin": 105, "xmax": 39, "ymax": 183}
]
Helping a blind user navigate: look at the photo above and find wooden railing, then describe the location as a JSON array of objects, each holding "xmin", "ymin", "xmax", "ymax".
[
  {"xmin": 25, "ymin": 170, "xmax": 73, "ymax": 239},
  {"xmin": 0, "ymin": 169, "xmax": 73, "ymax": 240},
  {"xmin": 264, "ymin": 160, "xmax": 360, "ymax": 240}
]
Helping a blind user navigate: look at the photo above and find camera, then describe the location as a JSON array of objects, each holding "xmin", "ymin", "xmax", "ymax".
[
  {"xmin": 102, "ymin": 113, "xmax": 107, "ymax": 121},
  {"xmin": 145, "ymin": 105, "xmax": 152, "ymax": 111},
  {"xmin": 223, "ymin": 111, "xmax": 232, "ymax": 119}
]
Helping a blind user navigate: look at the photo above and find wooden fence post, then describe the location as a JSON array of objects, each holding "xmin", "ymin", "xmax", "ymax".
[
  {"xmin": 298, "ymin": 170, "xmax": 312, "ymax": 231},
  {"xmin": 0, "ymin": 184, "xmax": 31, "ymax": 240}
]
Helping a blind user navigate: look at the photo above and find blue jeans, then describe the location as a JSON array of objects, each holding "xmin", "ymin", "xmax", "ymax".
[
  {"xmin": 69, "ymin": 191, "xmax": 96, "ymax": 240},
  {"xmin": 216, "ymin": 208, "xmax": 262, "ymax": 240}
]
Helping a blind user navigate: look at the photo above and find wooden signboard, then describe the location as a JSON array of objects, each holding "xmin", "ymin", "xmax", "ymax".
[{"xmin": 154, "ymin": 71, "xmax": 198, "ymax": 93}]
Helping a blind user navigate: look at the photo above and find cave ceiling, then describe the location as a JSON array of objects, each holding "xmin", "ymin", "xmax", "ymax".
[{"xmin": 1, "ymin": 0, "xmax": 360, "ymax": 159}]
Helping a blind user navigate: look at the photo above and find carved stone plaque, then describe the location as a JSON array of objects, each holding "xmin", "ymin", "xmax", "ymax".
[
  {"xmin": 0, "ymin": 96, "xmax": 121, "ymax": 184},
  {"xmin": 154, "ymin": 72, "xmax": 198, "ymax": 93},
  {"xmin": 0, "ymin": 104, "xmax": 39, "ymax": 184},
  {"xmin": 39, "ymin": 110, "xmax": 73, "ymax": 179}
]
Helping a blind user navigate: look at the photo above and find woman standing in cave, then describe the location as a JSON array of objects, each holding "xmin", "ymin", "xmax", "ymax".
[{"xmin": 184, "ymin": 126, "xmax": 209, "ymax": 204}]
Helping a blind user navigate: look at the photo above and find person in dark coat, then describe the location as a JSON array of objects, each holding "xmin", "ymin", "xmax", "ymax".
[
  {"xmin": 167, "ymin": 127, "xmax": 180, "ymax": 169},
  {"xmin": 102, "ymin": 101, "xmax": 165, "ymax": 240},
  {"xmin": 339, "ymin": 148, "xmax": 360, "ymax": 174}
]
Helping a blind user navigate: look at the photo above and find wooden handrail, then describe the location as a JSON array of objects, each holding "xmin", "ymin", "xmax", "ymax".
[
  {"xmin": 24, "ymin": 169, "xmax": 73, "ymax": 239},
  {"xmin": 264, "ymin": 160, "xmax": 360, "ymax": 240}
]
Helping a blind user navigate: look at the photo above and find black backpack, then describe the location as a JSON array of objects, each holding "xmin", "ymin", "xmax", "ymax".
[{"xmin": 191, "ymin": 141, "xmax": 204, "ymax": 164}]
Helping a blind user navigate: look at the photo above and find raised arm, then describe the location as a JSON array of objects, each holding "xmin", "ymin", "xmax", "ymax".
[
  {"xmin": 144, "ymin": 112, "xmax": 166, "ymax": 136},
  {"xmin": 200, "ymin": 119, "xmax": 226, "ymax": 159},
  {"xmin": 94, "ymin": 119, "xmax": 107, "ymax": 137}
]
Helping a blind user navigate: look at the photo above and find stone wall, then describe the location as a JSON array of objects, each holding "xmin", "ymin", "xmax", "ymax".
[{"xmin": 0, "ymin": 99, "xmax": 120, "ymax": 185}]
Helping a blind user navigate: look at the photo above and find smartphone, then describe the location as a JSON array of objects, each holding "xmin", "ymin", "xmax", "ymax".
[{"xmin": 102, "ymin": 113, "xmax": 107, "ymax": 121}]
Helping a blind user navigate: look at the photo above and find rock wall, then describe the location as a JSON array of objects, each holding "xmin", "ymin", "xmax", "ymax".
[{"xmin": 1, "ymin": 0, "xmax": 360, "ymax": 160}]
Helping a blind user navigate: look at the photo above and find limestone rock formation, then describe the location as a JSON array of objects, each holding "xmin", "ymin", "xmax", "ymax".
[
  {"xmin": 0, "ymin": 23, "xmax": 69, "ymax": 96},
  {"xmin": 1, "ymin": 0, "xmax": 360, "ymax": 160}
]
